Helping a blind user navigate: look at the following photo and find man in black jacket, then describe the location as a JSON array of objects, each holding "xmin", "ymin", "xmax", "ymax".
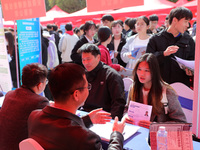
[
  {"xmin": 78, "ymin": 43, "xmax": 126, "ymax": 120},
  {"xmin": 146, "ymin": 7, "xmax": 195, "ymax": 88},
  {"xmin": 28, "ymin": 63, "xmax": 125, "ymax": 150}
]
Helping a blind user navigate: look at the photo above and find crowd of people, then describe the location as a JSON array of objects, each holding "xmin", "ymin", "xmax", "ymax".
[{"xmin": 0, "ymin": 6, "xmax": 197, "ymax": 150}]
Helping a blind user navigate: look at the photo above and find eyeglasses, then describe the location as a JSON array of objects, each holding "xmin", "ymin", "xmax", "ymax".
[
  {"xmin": 70, "ymin": 83, "xmax": 92, "ymax": 94},
  {"xmin": 44, "ymin": 79, "xmax": 48, "ymax": 85},
  {"xmin": 77, "ymin": 83, "xmax": 92, "ymax": 91}
]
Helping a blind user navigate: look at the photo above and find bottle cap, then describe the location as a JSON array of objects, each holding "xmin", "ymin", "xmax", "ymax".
[{"xmin": 158, "ymin": 126, "xmax": 166, "ymax": 131}]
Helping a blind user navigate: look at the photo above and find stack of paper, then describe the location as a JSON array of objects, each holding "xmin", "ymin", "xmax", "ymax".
[{"xmin": 90, "ymin": 121, "xmax": 140, "ymax": 141}]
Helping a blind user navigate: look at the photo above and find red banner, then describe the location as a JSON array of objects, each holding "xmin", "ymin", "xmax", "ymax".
[
  {"xmin": 1, "ymin": 0, "xmax": 46, "ymax": 21},
  {"xmin": 87, "ymin": 0, "xmax": 144, "ymax": 12}
]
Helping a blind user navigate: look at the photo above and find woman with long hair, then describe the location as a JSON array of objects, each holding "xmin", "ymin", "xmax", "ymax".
[
  {"xmin": 5, "ymin": 31, "xmax": 17, "ymax": 88},
  {"xmin": 107, "ymin": 20, "xmax": 127, "ymax": 67},
  {"xmin": 125, "ymin": 53, "xmax": 186, "ymax": 128},
  {"xmin": 121, "ymin": 16, "xmax": 151, "ymax": 69}
]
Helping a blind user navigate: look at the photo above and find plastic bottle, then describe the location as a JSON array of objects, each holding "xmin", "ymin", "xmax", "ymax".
[{"xmin": 157, "ymin": 126, "xmax": 168, "ymax": 150}]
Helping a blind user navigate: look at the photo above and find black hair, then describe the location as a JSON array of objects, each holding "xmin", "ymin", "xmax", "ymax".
[
  {"xmin": 65, "ymin": 23, "xmax": 73, "ymax": 31},
  {"xmin": 98, "ymin": 26, "xmax": 112, "ymax": 43},
  {"xmin": 137, "ymin": 16, "xmax": 149, "ymax": 26},
  {"xmin": 118, "ymin": 20, "xmax": 124, "ymax": 27},
  {"xmin": 111, "ymin": 20, "xmax": 123, "ymax": 28},
  {"xmin": 73, "ymin": 27, "xmax": 78, "ymax": 33},
  {"xmin": 75, "ymin": 28, "xmax": 80, "ymax": 34},
  {"xmin": 5, "ymin": 31, "xmax": 14, "ymax": 56},
  {"xmin": 132, "ymin": 53, "xmax": 164, "ymax": 114},
  {"xmin": 52, "ymin": 24, "xmax": 58, "ymax": 31},
  {"xmin": 149, "ymin": 14, "xmax": 159, "ymax": 21},
  {"xmin": 128, "ymin": 18, "xmax": 137, "ymax": 29},
  {"xmin": 46, "ymin": 24, "xmax": 52, "ymax": 29},
  {"xmin": 101, "ymin": 14, "xmax": 114, "ymax": 21},
  {"xmin": 124, "ymin": 18, "xmax": 131, "ymax": 25},
  {"xmin": 79, "ymin": 24, "xmax": 85, "ymax": 30},
  {"xmin": 168, "ymin": 7, "xmax": 193, "ymax": 25},
  {"xmin": 22, "ymin": 63, "xmax": 48, "ymax": 88},
  {"xmin": 78, "ymin": 43, "xmax": 101, "ymax": 57},
  {"xmin": 58, "ymin": 29, "xmax": 63, "ymax": 34},
  {"xmin": 84, "ymin": 21, "xmax": 96, "ymax": 35},
  {"xmin": 49, "ymin": 63, "xmax": 85, "ymax": 101}
]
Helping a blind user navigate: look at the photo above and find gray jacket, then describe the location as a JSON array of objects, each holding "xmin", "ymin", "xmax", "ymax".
[{"xmin": 126, "ymin": 85, "xmax": 186, "ymax": 123}]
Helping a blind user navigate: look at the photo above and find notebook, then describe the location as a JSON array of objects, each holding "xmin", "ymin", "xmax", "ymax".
[{"xmin": 149, "ymin": 122, "xmax": 193, "ymax": 150}]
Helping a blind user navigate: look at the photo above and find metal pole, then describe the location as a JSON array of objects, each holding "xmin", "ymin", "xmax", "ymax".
[
  {"xmin": 192, "ymin": 0, "xmax": 200, "ymax": 138},
  {"xmin": 14, "ymin": 20, "xmax": 20, "ymax": 88}
]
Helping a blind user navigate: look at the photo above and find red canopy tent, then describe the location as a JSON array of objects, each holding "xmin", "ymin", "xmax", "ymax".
[
  {"xmin": 109, "ymin": 0, "xmax": 176, "ymax": 26},
  {"xmin": 54, "ymin": 0, "xmax": 176, "ymax": 27},
  {"xmin": 180, "ymin": 0, "xmax": 197, "ymax": 23},
  {"xmin": 54, "ymin": 7, "xmax": 113, "ymax": 27},
  {"xmin": 40, "ymin": 5, "xmax": 69, "ymax": 26}
]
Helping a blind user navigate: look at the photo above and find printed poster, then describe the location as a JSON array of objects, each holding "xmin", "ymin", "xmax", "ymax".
[
  {"xmin": 0, "ymin": 7, "xmax": 12, "ymax": 92},
  {"xmin": 17, "ymin": 18, "xmax": 42, "ymax": 84}
]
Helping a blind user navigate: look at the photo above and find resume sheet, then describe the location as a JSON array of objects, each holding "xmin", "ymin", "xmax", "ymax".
[{"xmin": 128, "ymin": 101, "xmax": 152, "ymax": 125}]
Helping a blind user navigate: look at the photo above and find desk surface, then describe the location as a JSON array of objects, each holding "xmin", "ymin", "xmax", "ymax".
[{"xmin": 77, "ymin": 110, "xmax": 200, "ymax": 150}]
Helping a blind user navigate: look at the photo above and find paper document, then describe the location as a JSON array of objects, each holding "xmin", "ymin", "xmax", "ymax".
[
  {"xmin": 128, "ymin": 101, "xmax": 152, "ymax": 125},
  {"xmin": 109, "ymin": 50, "xmax": 115, "ymax": 59},
  {"xmin": 90, "ymin": 121, "xmax": 140, "ymax": 141},
  {"xmin": 131, "ymin": 47, "xmax": 146, "ymax": 58},
  {"xmin": 131, "ymin": 48, "xmax": 140, "ymax": 57},
  {"xmin": 173, "ymin": 56, "xmax": 194, "ymax": 73}
]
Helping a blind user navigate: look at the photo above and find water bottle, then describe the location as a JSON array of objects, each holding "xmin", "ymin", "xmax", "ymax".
[{"xmin": 157, "ymin": 126, "xmax": 168, "ymax": 150}]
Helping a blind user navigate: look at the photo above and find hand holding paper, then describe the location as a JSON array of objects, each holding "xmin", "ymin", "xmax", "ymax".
[
  {"xmin": 172, "ymin": 56, "xmax": 194, "ymax": 74},
  {"xmin": 127, "ymin": 101, "xmax": 152, "ymax": 126},
  {"xmin": 123, "ymin": 113, "xmax": 151, "ymax": 129},
  {"xmin": 138, "ymin": 120, "xmax": 151, "ymax": 129}
]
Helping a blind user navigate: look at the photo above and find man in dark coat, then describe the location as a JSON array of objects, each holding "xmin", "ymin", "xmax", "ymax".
[
  {"xmin": 28, "ymin": 63, "xmax": 125, "ymax": 150},
  {"xmin": 78, "ymin": 43, "xmax": 126, "ymax": 120},
  {"xmin": 146, "ymin": 7, "xmax": 195, "ymax": 88},
  {"xmin": 0, "ymin": 63, "xmax": 49, "ymax": 150}
]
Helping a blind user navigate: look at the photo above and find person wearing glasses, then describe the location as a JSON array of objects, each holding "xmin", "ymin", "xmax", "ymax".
[
  {"xmin": 78, "ymin": 43, "xmax": 126, "ymax": 120},
  {"xmin": 28, "ymin": 63, "xmax": 125, "ymax": 149},
  {"xmin": 0, "ymin": 63, "xmax": 49, "ymax": 150}
]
